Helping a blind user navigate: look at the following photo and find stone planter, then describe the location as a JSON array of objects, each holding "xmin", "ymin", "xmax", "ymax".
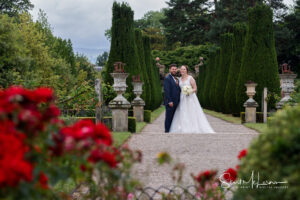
[
  {"xmin": 132, "ymin": 75, "xmax": 145, "ymax": 122},
  {"xmin": 109, "ymin": 62, "xmax": 131, "ymax": 132},
  {"xmin": 243, "ymin": 81, "xmax": 258, "ymax": 123}
]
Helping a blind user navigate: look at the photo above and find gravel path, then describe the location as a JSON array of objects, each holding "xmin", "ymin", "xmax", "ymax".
[{"xmin": 128, "ymin": 111, "xmax": 259, "ymax": 190}]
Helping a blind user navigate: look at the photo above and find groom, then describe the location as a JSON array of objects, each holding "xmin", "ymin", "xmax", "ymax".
[{"xmin": 164, "ymin": 64, "xmax": 181, "ymax": 133}]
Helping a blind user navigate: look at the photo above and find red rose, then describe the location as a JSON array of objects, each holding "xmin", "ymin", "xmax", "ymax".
[
  {"xmin": 38, "ymin": 172, "xmax": 49, "ymax": 189},
  {"xmin": 195, "ymin": 170, "xmax": 217, "ymax": 183},
  {"xmin": 0, "ymin": 134, "xmax": 33, "ymax": 187},
  {"xmin": 223, "ymin": 168, "xmax": 237, "ymax": 182},
  {"xmin": 88, "ymin": 149, "xmax": 118, "ymax": 168},
  {"xmin": 43, "ymin": 104, "xmax": 60, "ymax": 120},
  {"xmin": 31, "ymin": 87, "xmax": 54, "ymax": 103},
  {"xmin": 61, "ymin": 120, "xmax": 95, "ymax": 140},
  {"xmin": 238, "ymin": 149, "xmax": 247, "ymax": 160},
  {"xmin": 94, "ymin": 123, "xmax": 112, "ymax": 146}
]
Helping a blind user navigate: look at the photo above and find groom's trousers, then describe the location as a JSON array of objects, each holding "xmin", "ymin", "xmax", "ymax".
[{"xmin": 165, "ymin": 105, "xmax": 176, "ymax": 133}]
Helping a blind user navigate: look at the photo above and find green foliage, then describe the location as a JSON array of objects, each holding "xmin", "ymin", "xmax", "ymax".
[
  {"xmin": 128, "ymin": 117, "xmax": 136, "ymax": 133},
  {"xmin": 161, "ymin": 0, "xmax": 211, "ymax": 47},
  {"xmin": 233, "ymin": 104, "xmax": 300, "ymax": 200},
  {"xmin": 236, "ymin": 4, "xmax": 280, "ymax": 113},
  {"xmin": 104, "ymin": 2, "xmax": 141, "ymax": 101},
  {"xmin": 152, "ymin": 44, "xmax": 217, "ymax": 73},
  {"xmin": 144, "ymin": 110, "xmax": 151, "ymax": 123},
  {"xmin": 197, "ymin": 65, "xmax": 206, "ymax": 105},
  {"xmin": 96, "ymin": 51, "xmax": 108, "ymax": 66},
  {"xmin": 143, "ymin": 35, "xmax": 163, "ymax": 110},
  {"xmin": 202, "ymin": 49, "xmax": 218, "ymax": 108},
  {"xmin": 224, "ymin": 23, "xmax": 247, "ymax": 114},
  {"xmin": 214, "ymin": 33, "xmax": 233, "ymax": 113},
  {"xmin": 288, "ymin": 80, "xmax": 300, "ymax": 105},
  {"xmin": 0, "ymin": 0, "xmax": 33, "ymax": 16},
  {"xmin": 209, "ymin": 49, "xmax": 220, "ymax": 111},
  {"xmin": 135, "ymin": 29, "xmax": 152, "ymax": 110},
  {"xmin": 0, "ymin": 12, "xmax": 96, "ymax": 110}
]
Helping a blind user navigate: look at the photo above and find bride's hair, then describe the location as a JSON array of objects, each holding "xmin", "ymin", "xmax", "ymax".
[{"xmin": 181, "ymin": 65, "xmax": 189, "ymax": 72}]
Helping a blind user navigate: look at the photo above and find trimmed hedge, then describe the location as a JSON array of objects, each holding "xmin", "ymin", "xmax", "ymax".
[
  {"xmin": 224, "ymin": 23, "xmax": 247, "ymax": 114},
  {"xmin": 135, "ymin": 29, "xmax": 152, "ymax": 108},
  {"xmin": 214, "ymin": 33, "xmax": 233, "ymax": 113},
  {"xmin": 104, "ymin": 2, "xmax": 142, "ymax": 101},
  {"xmin": 128, "ymin": 117, "xmax": 136, "ymax": 133},
  {"xmin": 102, "ymin": 116, "xmax": 112, "ymax": 130},
  {"xmin": 240, "ymin": 112, "xmax": 266, "ymax": 123},
  {"xmin": 143, "ymin": 35, "xmax": 163, "ymax": 110},
  {"xmin": 209, "ymin": 49, "xmax": 220, "ymax": 111},
  {"xmin": 144, "ymin": 110, "xmax": 151, "ymax": 123},
  {"xmin": 236, "ymin": 4, "xmax": 280, "ymax": 113}
]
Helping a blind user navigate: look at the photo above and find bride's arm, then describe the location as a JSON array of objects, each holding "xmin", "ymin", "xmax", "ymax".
[{"xmin": 190, "ymin": 76, "xmax": 197, "ymax": 93}]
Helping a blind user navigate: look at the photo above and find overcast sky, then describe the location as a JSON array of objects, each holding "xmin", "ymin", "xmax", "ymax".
[{"xmin": 30, "ymin": 0, "xmax": 295, "ymax": 63}]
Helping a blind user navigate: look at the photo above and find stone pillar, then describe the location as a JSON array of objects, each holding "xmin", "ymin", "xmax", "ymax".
[
  {"xmin": 262, "ymin": 87, "xmax": 268, "ymax": 123},
  {"xmin": 276, "ymin": 73, "xmax": 297, "ymax": 109},
  {"xmin": 132, "ymin": 75, "xmax": 145, "ymax": 122},
  {"xmin": 95, "ymin": 78, "xmax": 103, "ymax": 124},
  {"xmin": 109, "ymin": 62, "xmax": 131, "ymax": 132},
  {"xmin": 243, "ymin": 81, "xmax": 258, "ymax": 123}
]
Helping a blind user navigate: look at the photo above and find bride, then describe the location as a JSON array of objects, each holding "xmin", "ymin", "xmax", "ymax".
[{"xmin": 169, "ymin": 65, "xmax": 215, "ymax": 133}]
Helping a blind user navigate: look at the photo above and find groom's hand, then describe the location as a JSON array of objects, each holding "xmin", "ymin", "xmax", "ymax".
[{"xmin": 168, "ymin": 102, "xmax": 174, "ymax": 107}]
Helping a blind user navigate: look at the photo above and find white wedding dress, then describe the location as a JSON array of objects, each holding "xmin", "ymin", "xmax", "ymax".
[{"xmin": 169, "ymin": 76, "xmax": 215, "ymax": 133}]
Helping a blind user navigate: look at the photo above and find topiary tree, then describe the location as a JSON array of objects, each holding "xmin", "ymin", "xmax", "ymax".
[
  {"xmin": 224, "ymin": 23, "xmax": 247, "ymax": 115},
  {"xmin": 104, "ymin": 2, "xmax": 141, "ymax": 101},
  {"xmin": 134, "ymin": 29, "xmax": 152, "ymax": 109},
  {"xmin": 209, "ymin": 49, "xmax": 220, "ymax": 111},
  {"xmin": 143, "ymin": 35, "xmax": 162, "ymax": 110},
  {"xmin": 233, "ymin": 104, "xmax": 300, "ymax": 200},
  {"xmin": 214, "ymin": 33, "xmax": 233, "ymax": 113},
  {"xmin": 235, "ymin": 4, "xmax": 280, "ymax": 113},
  {"xmin": 202, "ymin": 51, "xmax": 217, "ymax": 109}
]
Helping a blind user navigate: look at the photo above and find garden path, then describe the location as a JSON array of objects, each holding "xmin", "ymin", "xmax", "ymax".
[{"xmin": 128, "ymin": 111, "xmax": 259, "ymax": 191}]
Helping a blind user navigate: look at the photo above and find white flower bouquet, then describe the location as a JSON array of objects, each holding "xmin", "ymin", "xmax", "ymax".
[{"xmin": 182, "ymin": 85, "xmax": 193, "ymax": 96}]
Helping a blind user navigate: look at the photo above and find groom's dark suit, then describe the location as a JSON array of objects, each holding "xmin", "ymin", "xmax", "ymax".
[{"xmin": 164, "ymin": 73, "xmax": 181, "ymax": 132}]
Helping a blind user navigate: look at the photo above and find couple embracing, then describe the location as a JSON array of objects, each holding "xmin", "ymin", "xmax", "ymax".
[{"xmin": 164, "ymin": 64, "xmax": 215, "ymax": 134}]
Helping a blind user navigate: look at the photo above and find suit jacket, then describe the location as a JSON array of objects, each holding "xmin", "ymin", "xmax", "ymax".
[{"xmin": 163, "ymin": 74, "xmax": 181, "ymax": 107}]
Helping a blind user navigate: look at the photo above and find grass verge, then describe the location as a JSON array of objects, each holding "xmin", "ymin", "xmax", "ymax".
[
  {"xmin": 203, "ymin": 109, "xmax": 267, "ymax": 133},
  {"xmin": 203, "ymin": 109, "xmax": 241, "ymax": 124},
  {"xmin": 150, "ymin": 106, "xmax": 165, "ymax": 123},
  {"xmin": 136, "ymin": 122, "xmax": 147, "ymax": 133},
  {"xmin": 244, "ymin": 123, "xmax": 267, "ymax": 133},
  {"xmin": 112, "ymin": 132, "xmax": 131, "ymax": 147}
]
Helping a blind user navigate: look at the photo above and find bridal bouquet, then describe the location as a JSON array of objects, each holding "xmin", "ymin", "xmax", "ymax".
[{"xmin": 182, "ymin": 85, "xmax": 193, "ymax": 96}]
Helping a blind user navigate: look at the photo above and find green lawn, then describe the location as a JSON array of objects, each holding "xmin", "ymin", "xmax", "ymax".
[
  {"xmin": 150, "ymin": 106, "xmax": 165, "ymax": 123},
  {"xmin": 203, "ymin": 109, "xmax": 267, "ymax": 133},
  {"xmin": 244, "ymin": 123, "xmax": 267, "ymax": 133},
  {"xmin": 112, "ymin": 132, "xmax": 131, "ymax": 147},
  {"xmin": 136, "ymin": 122, "xmax": 147, "ymax": 133},
  {"xmin": 203, "ymin": 109, "xmax": 241, "ymax": 124}
]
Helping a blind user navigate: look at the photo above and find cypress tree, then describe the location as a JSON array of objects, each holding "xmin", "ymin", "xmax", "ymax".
[
  {"xmin": 104, "ymin": 2, "xmax": 141, "ymax": 101},
  {"xmin": 214, "ymin": 33, "xmax": 233, "ymax": 113},
  {"xmin": 198, "ymin": 65, "xmax": 206, "ymax": 105},
  {"xmin": 224, "ymin": 23, "xmax": 247, "ymax": 114},
  {"xmin": 236, "ymin": 4, "xmax": 280, "ymax": 113},
  {"xmin": 134, "ymin": 29, "xmax": 152, "ymax": 109},
  {"xmin": 210, "ymin": 49, "xmax": 220, "ymax": 111},
  {"xmin": 202, "ymin": 52, "xmax": 216, "ymax": 109},
  {"xmin": 143, "ymin": 35, "xmax": 162, "ymax": 110}
]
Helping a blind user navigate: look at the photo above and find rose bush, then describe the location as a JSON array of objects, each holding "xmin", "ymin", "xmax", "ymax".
[{"xmin": 0, "ymin": 86, "xmax": 141, "ymax": 199}]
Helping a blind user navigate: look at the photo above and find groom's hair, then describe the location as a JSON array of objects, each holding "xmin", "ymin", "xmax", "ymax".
[{"xmin": 169, "ymin": 64, "xmax": 177, "ymax": 69}]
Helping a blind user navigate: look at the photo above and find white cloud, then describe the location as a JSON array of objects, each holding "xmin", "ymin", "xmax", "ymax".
[{"xmin": 30, "ymin": 0, "xmax": 167, "ymax": 50}]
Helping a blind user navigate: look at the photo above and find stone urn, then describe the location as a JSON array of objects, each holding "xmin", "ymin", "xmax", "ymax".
[
  {"xmin": 131, "ymin": 75, "xmax": 145, "ymax": 122},
  {"xmin": 276, "ymin": 64, "xmax": 298, "ymax": 109},
  {"xmin": 243, "ymin": 81, "xmax": 258, "ymax": 123},
  {"xmin": 109, "ymin": 62, "xmax": 131, "ymax": 132}
]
